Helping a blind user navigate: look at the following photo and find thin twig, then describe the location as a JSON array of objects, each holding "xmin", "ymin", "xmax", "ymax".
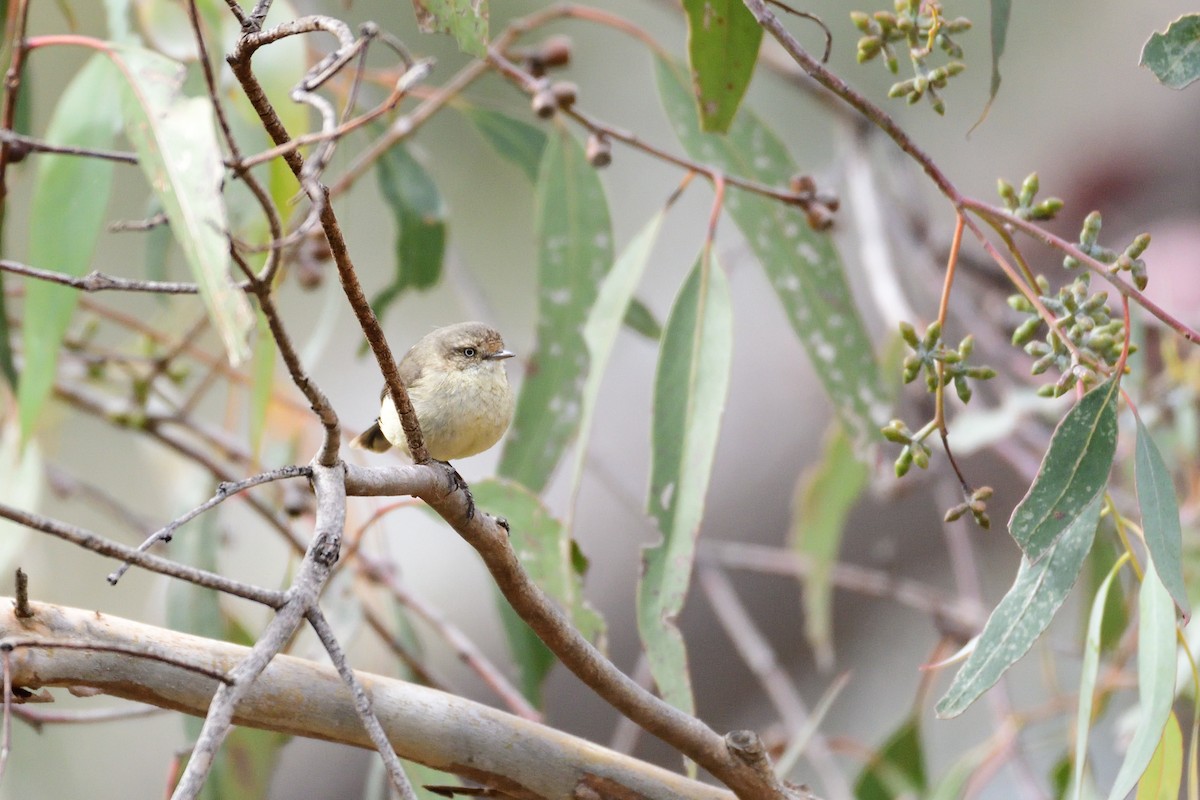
[
  {"xmin": 108, "ymin": 465, "xmax": 313, "ymax": 585},
  {"xmin": 307, "ymin": 606, "xmax": 419, "ymax": 800},
  {"xmin": 0, "ymin": 502, "xmax": 286, "ymax": 608}
]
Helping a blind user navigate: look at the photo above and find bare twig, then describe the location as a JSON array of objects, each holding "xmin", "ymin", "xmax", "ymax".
[
  {"xmin": 172, "ymin": 462, "xmax": 345, "ymax": 800},
  {"xmin": 0, "ymin": 502, "xmax": 285, "ymax": 608},
  {"xmin": 108, "ymin": 465, "xmax": 313, "ymax": 585},
  {"xmin": 698, "ymin": 567, "xmax": 850, "ymax": 800},
  {"xmin": 307, "ymin": 606, "xmax": 418, "ymax": 800}
]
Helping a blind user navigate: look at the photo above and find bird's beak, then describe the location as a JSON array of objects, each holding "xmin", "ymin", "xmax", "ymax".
[{"xmin": 486, "ymin": 349, "xmax": 516, "ymax": 360}]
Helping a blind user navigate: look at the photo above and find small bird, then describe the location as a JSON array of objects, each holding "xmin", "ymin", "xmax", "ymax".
[{"xmin": 350, "ymin": 321, "xmax": 516, "ymax": 461}]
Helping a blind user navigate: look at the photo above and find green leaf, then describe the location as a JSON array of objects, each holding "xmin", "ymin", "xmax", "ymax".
[
  {"xmin": 1140, "ymin": 14, "xmax": 1200, "ymax": 90},
  {"xmin": 639, "ymin": 249, "xmax": 733, "ymax": 717},
  {"xmin": 624, "ymin": 296, "xmax": 663, "ymax": 341},
  {"xmin": 1009, "ymin": 378, "xmax": 1119, "ymax": 562},
  {"xmin": 854, "ymin": 715, "xmax": 926, "ymax": 800},
  {"xmin": 655, "ymin": 56, "xmax": 887, "ymax": 447},
  {"xmin": 472, "ymin": 479, "xmax": 605, "ymax": 704},
  {"xmin": 1107, "ymin": 560, "xmax": 1179, "ymax": 800},
  {"xmin": 682, "ymin": 0, "xmax": 763, "ymax": 133},
  {"xmin": 1137, "ymin": 712, "xmax": 1183, "ymax": 800},
  {"xmin": 1074, "ymin": 552, "xmax": 1130, "ymax": 800},
  {"xmin": 461, "ymin": 106, "xmax": 547, "ymax": 183},
  {"xmin": 114, "ymin": 44, "xmax": 253, "ymax": 363},
  {"xmin": 498, "ymin": 125, "xmax": 613, "ymax": 492},
  {"xmin": 937, "ymin": 492, "xmax": 1101, "ymax": 718},
  {"xmin": 970, "ymin": 0, "xmax": 1011, "ymax": 130},
  {"xmin": 1135, "ymin": 414, "xmax": 1191, "ymax": 619},
  {"xmin": 372, "ymin": 141, "xmax": 447, "ymax": 319},
  {"xmin": 411, "ymin": 0, "xmax": 488, "ymax": 57},
  {"xmin": 19, "ymin": 55, "xmax": 121, "ymax": 441},
  {"xmin": 791, "ymin": 423, "xmax": 868, "ymax": 671},
  {"xmin": 1086, "ymin": 525, "xmax": 1130, "ymax": 655},
  {"xmin": 567, "ymin": 212, "xmax": 665, "ymax": 521}
]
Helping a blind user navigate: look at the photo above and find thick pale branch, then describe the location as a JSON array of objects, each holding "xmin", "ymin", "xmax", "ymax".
[{"xmin": 2, "ymin": 600, "xmax": 732, "ymax": 800}]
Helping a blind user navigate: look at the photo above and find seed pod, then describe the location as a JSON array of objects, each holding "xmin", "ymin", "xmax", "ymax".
[
  {"xmin": 551, "ymin": 81, "xmax": 578, "ymax": 109},
  {"xmin": 586, "ymin": 132, "xmax": 612, "ymax": 168},
  {"xmin": 532, "ymin": 89, "xmax": 557, "ymax": 118}
]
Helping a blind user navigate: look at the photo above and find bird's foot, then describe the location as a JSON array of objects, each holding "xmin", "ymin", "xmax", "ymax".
[{"xmin": 437, "ymin": 459, "xmax": 474, "ymax": 520}]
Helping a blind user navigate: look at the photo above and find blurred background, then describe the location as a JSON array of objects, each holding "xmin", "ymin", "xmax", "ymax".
[{"xmin": 2, "ymin": 0, "xmax": 1198, "ymax": 798}]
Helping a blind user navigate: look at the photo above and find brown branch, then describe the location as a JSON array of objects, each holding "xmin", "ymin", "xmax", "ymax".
[{"xmin": 343, "ymin": 464, "xmax": 801, "ymax": 800}]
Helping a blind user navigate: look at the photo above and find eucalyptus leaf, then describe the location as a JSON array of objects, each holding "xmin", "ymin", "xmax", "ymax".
[
  {"xmin": 461, "ymin": 106, "xmax": 547, "ymax": 183},
  {"xmin": 682, "ymin": 0, "xmax": 763, "ymax": 133},
  {"xmin": 639, "ymin": 249, "xmax": 733, "ymax": 716},
  {"xmin": 1009, "ymin": 378, "xmax": 1118, "ymax": 562},
  {"xmin": 1106, "ymin": 560, "xmax": 1179, "ymax": 800},
  {"xmin": 473, "ymin": 479, "xmax": 604, "ymax": 704},
  {"xmin": 411, "ymin": 0, "xmax": 488, "ymax": 57},
  {"xmin": 1135, "ymin": 414, "xmax": 1190, "ymax": 619},
  {"xmin": 372, "ymin": 141, "xmax": 447, "ymax": 319},
  {"xmin": 854, "ymin": 715, "xmax": 927, "ymax": 800},
  {"xmin": 1073, "ymin": 553, "xmax": 1129, "ymax": 800},
  {"xmin": 498, "ymin": 125, "xmax": 613, "ymax": 492},
  {"xmin": 1140, "ymin": 14, "xmax": 1200, "ymax": 90},
  {"xmin": 937, "ymin": 492, "xmax": 1101, "ymax": 718},
  {"xmin": 791, "ymin": 423, "xmax": 868, "ymax": 671},
  {"xmin": 655, "ymin": 56, "xmax": 887, "ymax": 447},
  {"xmin": 115, "ymin": 43, "xmax": 253, "ymax": 364},
  {"xmin": 1136, "ymin": 712, "xmax": 1183, "ymax": 800},
  {"xmin": 19, "ymin": 55, "xmax": 121, "ymax": 440}
]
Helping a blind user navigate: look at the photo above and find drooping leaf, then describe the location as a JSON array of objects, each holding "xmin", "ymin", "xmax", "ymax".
[
  {"xmin": 19, "ymin": 55, "xmax": 121, "ymax": 441},
  {"xmin": 498, "ymin": 125, "xmax": 613, "ymax": 492},
  {"xmin": 681, "ymin": 0, "xmax": 763, "ymax": 133},
  {"xmin": 461, "ymin": 106, "xmax": 547, "ymax": 182},
  {"xmin": 655, "ymin": 56, "xmax": 887, "ymax": 447},
  {"xmin": 1009, "ymin": 378, "xmax": 1118, "ymax": 562},
  {"xmin": 1137, "ymin": 712, "xmax": 1183, "ymax": 800},
  {"xmin": 970, "ymin": 0, "xmax": 1012, "ymax": 130},
  {"xmin": 567, "ymin": 212, "xmax": 665, "ymax": 521},
  {"xmin": 114, "ymin": 44, "xmax": 253, "ymax": 363},
  {"xmin": 639, "ymin": 249, "xmax": 733, "ymax": 717},
  {"xmin": 1073, "ymin": 552, "xmax": 1130, "ymax": 800},
  {"xmin": 937, "ymin": 492, "xmax": 1102, "ymax": 718},
  {"xmin": 854, "ymin": 715, "xmax": 927, "ymax": 800},
  {"xmin": 1135, "ymin": 414, "xmax": 1190, "ymax": 619},
  {"xmin": 791, "ymin": 423, "xmax": 868, "ymax": 671},
  {"xmin": 472, "ymin": 479, "xmax": 605, "ymax": 704},
  {"xmin": 372, "ymin": 141, "xmax": 447, "ymax": 319},
  {"xmin": 1106, "ymin": 560, "xmax": 1179, "ymax": 800},
  {"xmin": 411, "ymin": 0, "xmax": 488, "ymax": 57},
  {"xmin": 1140, "ymin": 14, "xmax": 1200, "ymax": 90}
]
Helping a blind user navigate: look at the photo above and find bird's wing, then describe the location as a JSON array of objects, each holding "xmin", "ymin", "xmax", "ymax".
[{"xmin": 376, "ymin": 346, "xmax": 426, "ymax": 401}]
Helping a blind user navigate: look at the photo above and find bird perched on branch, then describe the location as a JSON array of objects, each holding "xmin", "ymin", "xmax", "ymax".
[{"xmin": 351, "ymin": 322, "xmax": 516, "ymax": 461}]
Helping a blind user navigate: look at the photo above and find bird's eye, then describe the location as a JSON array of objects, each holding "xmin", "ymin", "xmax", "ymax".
[{"xmin": 462, "ymin": 347, "xmax": 477, "ymax": 358}]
